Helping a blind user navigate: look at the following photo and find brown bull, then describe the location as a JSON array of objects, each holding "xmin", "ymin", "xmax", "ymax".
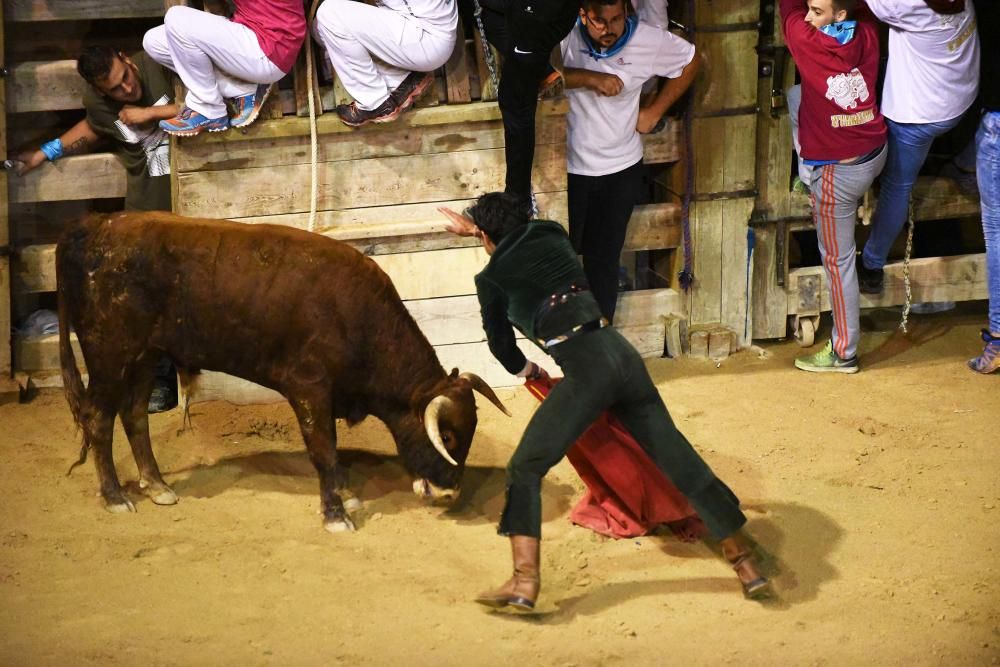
[{"xmin": 57, "ymin": 211, "xmax": 508, "ymax": 532}]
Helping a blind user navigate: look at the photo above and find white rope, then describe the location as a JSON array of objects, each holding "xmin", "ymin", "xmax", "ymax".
[
  {"xmin": 899, "ymin": 201, "xmax": 914, "ymax": 334},
  {"xmin": 306, "ymin": 0, "xmax": 321, "ymax": 233}
]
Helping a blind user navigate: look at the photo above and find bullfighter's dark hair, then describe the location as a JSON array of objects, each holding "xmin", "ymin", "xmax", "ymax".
[
  {"xmin": 77, "ymin": 46, "xmax": 122, "ymax": 84},
  {"xmin": 466, "ymin": 192, "xmax": 529, "ymax": 244}
]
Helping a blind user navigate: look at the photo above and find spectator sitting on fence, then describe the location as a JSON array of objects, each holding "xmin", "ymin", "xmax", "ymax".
[
  {"xmin": 142, "ymin": 0, "xmax": 306, "ymax": 137},
  {"xmin": 11, "ymin": 45, "xmax": 180, "ymax": 413},
  {"xmin": 855, "ymin": 0, "xmax": 980, "ymax": 296},
  {"xmin": 780, "ymin": 0, "xmax": 887, "ymax": 374},
  {"xmin": 312, "ymin": 0, "xmax": 457, "ymax": 127},
  {"xmin": 561, "ymin": 0, "xmax": 698, "ymax": 322}
]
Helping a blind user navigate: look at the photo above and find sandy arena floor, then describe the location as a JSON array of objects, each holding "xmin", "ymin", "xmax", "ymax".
[{"xmin": 1, "ymin": 308, "xmax": 998, "ymax": 666}]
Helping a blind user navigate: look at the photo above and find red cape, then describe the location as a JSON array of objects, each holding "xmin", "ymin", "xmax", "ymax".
[{"xmin": 524, "ymin": 376, "xmax": 704, "ymax": 539}]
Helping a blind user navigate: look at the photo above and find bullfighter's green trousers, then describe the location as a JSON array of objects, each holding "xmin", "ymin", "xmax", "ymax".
[{"xmin": 498, "ymin": 326, "xmax": 747, "ymax": 541}]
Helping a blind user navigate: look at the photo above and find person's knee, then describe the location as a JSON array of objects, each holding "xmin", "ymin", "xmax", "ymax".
[
  {"xmin": 142, "ymin": 25, "xmax": 169, "ymax": 58},
  {"xmin": 163, "ymin": 5, "xmax": 195, "ymax": 33},
  {"xmin": 315, "ymin": 0, "xmax": 354, "ymax": 40}
]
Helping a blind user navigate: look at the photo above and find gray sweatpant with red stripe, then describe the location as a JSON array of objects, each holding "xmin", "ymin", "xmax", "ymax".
[{"xmin": 808, "ymin": 148, "xmax": 886, "ymax": 360}]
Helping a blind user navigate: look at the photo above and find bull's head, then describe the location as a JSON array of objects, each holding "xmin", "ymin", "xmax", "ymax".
[{"xmin": 408, "ymin": 370, "xmax": 509, "ymax": 504}]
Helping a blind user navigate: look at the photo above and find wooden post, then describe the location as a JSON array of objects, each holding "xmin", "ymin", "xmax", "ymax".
[
  {"xmin": 687, "ymin": 0, "xmax": 760, "ymax": 348},
  {"xmin": 0, "ymin": 0, "xmax": 18, "ymax": 399}
]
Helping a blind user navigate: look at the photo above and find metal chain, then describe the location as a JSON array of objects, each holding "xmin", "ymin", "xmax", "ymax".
[
  {"xmin": 899, "ymin": 201, "xmax": 915, "ymax": 334},
  {"xmin": 471, "ymin": 0, "xmax": 500, "ymax": 93}
]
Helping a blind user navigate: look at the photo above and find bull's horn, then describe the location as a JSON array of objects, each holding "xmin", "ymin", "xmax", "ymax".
[
  {"xmin": 424, "ymin": 395, "xmax": 458, "ymax": 466},
  {"xmin": 459, "ymin": 372, "xmax": 511, "ymax": 417}
]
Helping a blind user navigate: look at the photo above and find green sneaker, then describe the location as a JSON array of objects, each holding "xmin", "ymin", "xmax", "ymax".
[{"xmin": 794, "ymin": 340, "xmax": 859, "ymax": 374}]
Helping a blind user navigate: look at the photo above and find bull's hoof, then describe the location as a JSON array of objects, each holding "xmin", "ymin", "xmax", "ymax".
[
  {"xmin": 140, "ymin": 479, "xmax": 178, "ymax": 505},
  {"xmin": 342, "ymin": 496, "xmax": 362, "ymax": 512},
  {"xmin": 323, "ymin": 514, "xmax": 357, "ymax": 534},
  {"xmin": 149, "ymin": 487, "xmax": 178, "ymax": 506},
  {"xmin": 104, "ymin": 497, "xmax": 137, "ymax": 514}
]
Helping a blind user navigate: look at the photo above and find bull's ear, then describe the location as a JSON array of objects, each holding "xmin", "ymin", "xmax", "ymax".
[{"xmin": 449, "ymin": 368, "xmax": 459, "ymax": 379}]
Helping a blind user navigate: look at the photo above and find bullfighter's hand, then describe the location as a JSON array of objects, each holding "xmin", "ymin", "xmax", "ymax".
[
  {"xmin": 636, "ymin": 106, "xmax": 661, "ymax": 134},
  {"xmin": 527, "ymin": 362, "xmax": 550, "ymax": 382},
  {"xmin": 438, "ymin": 207, "xmax": 478, "ymax": 237},
  {"xmin": 119, "ymin": 106, "xmax": 153, "ymax": 126},
  {"xmin": 589, "ymin": 72, "xmax": 624, "ymax": 97},
  {"xmin": 12, "ymin": 149, "xmax": 45, "ymax": 176}
]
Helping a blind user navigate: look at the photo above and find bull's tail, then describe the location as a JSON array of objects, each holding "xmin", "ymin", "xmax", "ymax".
[{"xmin": 56, "ymin": 234, "xmax": 90, "ymax": 476}]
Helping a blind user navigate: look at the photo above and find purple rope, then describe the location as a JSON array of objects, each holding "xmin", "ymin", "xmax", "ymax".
[{"xmin": 678, "ymin": 0, "xmax": 695, "ymax": 291}]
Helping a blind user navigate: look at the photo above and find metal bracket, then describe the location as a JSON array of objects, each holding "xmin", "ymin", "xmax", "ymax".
[{"xmin": 796, "ymin": 273, "xmax": 822, "ymax": 317}]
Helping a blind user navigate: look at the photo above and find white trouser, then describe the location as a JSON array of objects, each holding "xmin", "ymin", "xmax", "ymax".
[
  {"xmin": 143, "ymin": 6, "xmax": 285, "ymax": 118},
  {"xmin": 313, "ymin": 0, "xmax": 456, "ymax": 110}
]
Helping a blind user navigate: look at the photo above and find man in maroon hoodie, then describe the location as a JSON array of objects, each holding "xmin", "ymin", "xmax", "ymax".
[{"xmin": 781, "ymin": 0, "xmax": 887, "ymax": 373}]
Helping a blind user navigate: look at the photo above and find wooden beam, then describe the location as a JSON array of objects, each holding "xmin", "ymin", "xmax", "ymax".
[
  {"xmin": 444, "ymin": 23, "xmax": 472, "ymax": 104},
  {"xmin": 13, "ymin": 332, "xmax": 83, "ymax": 373},
  {"xmin": 7, "ymin": 60, "xmax": 84, "ymax": 113},
  {"xmin": 405, "ymin": 288, "xmax": 682, "ymax": 347},
  {"xmin": 693, "ymin": 30, "xmax": 759, "ymax": 115},
  {"xmin": 182, "ymin": 98, "xmax": 567, "ymax": 143},
  {"xmin": 10, "ymin": 202, "xmax": 682, "ymax": 297},
  {"xmin": 175, "ymin": 115, "xmax": 566, "ymax": 172},
  {"xmin": 786, "ymin": 253, "xmax": 988, "ymax": 314},
  {"xmin": 175, "ymin": 142, "xmax": 567, "ymax": 218},
  {"xmin": 6, "ymin": 0, "xmax": 166, "ymax": 21},
  {"xmin": 9, "ymin": 153, "xmax": 126, "ymax": 203},
  {"xmin": 911, "ymin": 176, "xmax": 980, "ymax": 222}
]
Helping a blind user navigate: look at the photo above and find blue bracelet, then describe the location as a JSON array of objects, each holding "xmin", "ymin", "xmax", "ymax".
[{"xmin": 40, "ymin": 138, "xmax": 64, "ymax": 161}]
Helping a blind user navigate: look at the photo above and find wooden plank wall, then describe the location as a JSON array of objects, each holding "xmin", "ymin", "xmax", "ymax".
[{"xmin": 687, "ymin": 0, "xmax": 759, "ymax": 347}]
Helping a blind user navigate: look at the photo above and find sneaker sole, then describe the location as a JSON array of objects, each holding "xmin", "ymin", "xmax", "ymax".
[
  {"xmin": 793, "ymin": 360, "xmax": 860, "ymax": 374},
  {"xmin": 397, "ymin": 74, "xmax": 434, "ymax": 114},
  {"xmin": 162, "ymin": 125, "xmax": 229, "ymax": 137},
  {"xmin": 339, "ymin": 105, "xmax": 403, "ymax": 128},
  {"xmin": 231, "ymin": 83, "xmax": 274, "ymax": 129}
]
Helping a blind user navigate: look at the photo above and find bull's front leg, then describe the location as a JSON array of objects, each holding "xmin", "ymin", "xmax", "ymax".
[{"xmin": 289, "ymin": 393, "xmax": 355, "ymax": 533}]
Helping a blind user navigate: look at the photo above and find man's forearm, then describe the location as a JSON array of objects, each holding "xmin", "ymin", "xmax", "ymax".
[
  {"xmin": 562, "ymin": 67, "xmax": 594, "ymax": 91},
  {"xmin": 644, "ymin": 53, "xmax": 701, "ymax": 118},
  {"xmin": 146, "ymin": 103, "xmax": 181, "ymax": 121},
  {"xmin": 59, "ymin": 118, "xmax": 102, "ymax": 157}
]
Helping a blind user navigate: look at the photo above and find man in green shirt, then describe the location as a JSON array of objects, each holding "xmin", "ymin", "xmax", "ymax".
[
  {"xmin": 440, "ymin": 193, "xmax": 770, "ymax": 610},
  {"xmin": 14, "ymin": 46, "xmax": 178, "ymax": 212},
  {"xmin": 13, "ymin": 46, "xmax": 180, "ymax": 411}
]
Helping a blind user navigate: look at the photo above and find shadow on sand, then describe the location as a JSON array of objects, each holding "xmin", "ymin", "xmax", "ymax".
[{"xmin": 481, "ymin": 501, "xmax": 842, "ymax": 624}]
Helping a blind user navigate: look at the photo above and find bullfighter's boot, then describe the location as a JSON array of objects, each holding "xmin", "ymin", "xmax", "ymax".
[
  {"xmin": 475, "ymin": 535, "xmax": 540, "ymax": 611},
  {"xmin": 721, "ymin": 534, "xmax": 771, "ymax": 599}
]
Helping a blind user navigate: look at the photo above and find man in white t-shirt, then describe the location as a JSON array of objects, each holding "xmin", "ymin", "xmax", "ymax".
[
  {"xmin": 561, "ymin": 0, "xmax": 699, "ymax": 321},
  {"xmin": 857, "ymin": 0, "xmax": 979, "ymax": 294}
]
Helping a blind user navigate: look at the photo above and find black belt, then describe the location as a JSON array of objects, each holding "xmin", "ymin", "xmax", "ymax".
[{"xmin": 539, "ymin": 317, "xmax": 608, "ymax": 349}]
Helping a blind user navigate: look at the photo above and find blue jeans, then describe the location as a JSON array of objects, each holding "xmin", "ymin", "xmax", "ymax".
[
  {"xmin": 978, "ymin": 111, "xmax": 1000, "ymax": 333},
  {"xmin": 862, "ymin": 115, "xmax": 963, "ymax": 270}
]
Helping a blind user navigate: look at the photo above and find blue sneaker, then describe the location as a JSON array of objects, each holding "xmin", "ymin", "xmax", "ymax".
[
  {"xmin": 968, "ymin": 330, "xmax": 1000, "ymax": 374},
  {"xmin": 159, "ymin": 107, "xmax": 229, "ymax": 137},
  {"xmin": 229, "ymin": 82, "xmax": 274, "ymax": 129}
]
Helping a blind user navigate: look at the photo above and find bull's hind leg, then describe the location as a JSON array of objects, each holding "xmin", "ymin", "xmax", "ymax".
[
  {"xmin": 289, "ymin": 392, "xmax": 354, "ymax": 533},
  {"xmin": 83, "ymin": 397, "xmax": 135, "ymax": 513},
  {"xmin": 119, "ymin": 367, "xmax": 177, "ymax": 506}
]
